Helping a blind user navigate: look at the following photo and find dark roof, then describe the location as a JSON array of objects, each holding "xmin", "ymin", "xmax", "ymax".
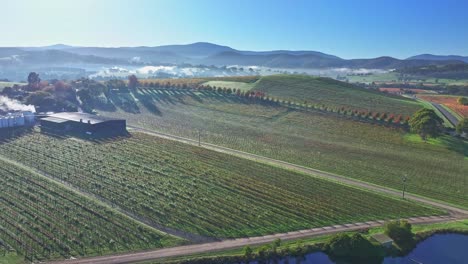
[
  {"xmin": 41, "ymin": 117, "xmax": 70, "ymax": 123},
  {"xmin": 46, "ymin": 112, "xmax": 124, "ymax": 125}
]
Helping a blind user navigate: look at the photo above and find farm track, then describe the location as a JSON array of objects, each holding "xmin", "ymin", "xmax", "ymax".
[
  {"xmin": 431, "ymin": 102, "xmax": 460, "ymax": 126},
  {"xmin": 129, "ymin": 125, "xmax": 468, "ymax": 216},
  {"xmin": 49, "ymin": 216, "xmax": 463, "ymax": 264}
]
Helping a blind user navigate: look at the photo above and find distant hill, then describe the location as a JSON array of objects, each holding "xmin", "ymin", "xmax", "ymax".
[
  {"xmin": 152, "ymin": 42, "xmax": 235, "ymax": 58},
  {"xmin": 0, "ymin": 49, "xmax": 123, "ymax": 66},
  {"xmin": 0, "ymin": 42, "xmax": 466, "ymax": 70},
  {"xmin": 252, "ymin": 75, "xmax": 421, "ymax": 115},
  {"xmin": 407, "ymin": 54, "xmax": 468, "ymax": 63},
  {"xmin": 203, "ymin": 52, "xmax": 462, "ymax": 69},
  {"xmin": 22, "ymin": 44, "xmax": 76, "ymax": 51}
]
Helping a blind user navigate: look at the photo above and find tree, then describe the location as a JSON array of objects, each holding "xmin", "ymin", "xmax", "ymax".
[
  {"xmin": 1, "ymin": 86, "xmax": 13, "ymax": 96},
  {"xmin": 324, "ymin": 233, "xmax": 383, "ymax": 263},
  {"xmin": 25, "ymin": 90, "xmax": 52, "ymax": 106},
  {"xmin": 105, "ymin": 79, "xmax": 126, "ymax": 91},
  {"xmin": 384, "ymin": 220, "xmax": 413, "ymax": 246},
  {"xmin": 242, "ymin": 245, "xmax": 253, "ymax": 259},
  {"xmin": 457, "ymin": 96, "xmax": 468, "ymax": 105},
  {"xmin": 128, "ymin": 75, "xmax": 139, "ymax": 89},
  {"xmin": 27, "ymin": 72, "xmax": 41, "ymax": 90},
  {"xmin": 456, "ymin": 118, "xmax": 468, "ymax": 135},
  {"xmin": 409, "ymin": 108, "xmax": 443, "ymax": 141}
]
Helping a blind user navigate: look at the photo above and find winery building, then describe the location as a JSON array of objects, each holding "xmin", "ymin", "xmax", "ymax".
[{"xmin": 40, "ymin": 112, "xmax": 126, "ymax": 136}]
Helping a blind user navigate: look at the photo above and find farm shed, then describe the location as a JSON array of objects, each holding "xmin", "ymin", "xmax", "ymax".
[
  {"xmin": 41, "ymin": 112, "xmax": 126, "ymax": 136},
  {"xmin": 371, "ymin": 233, "xmax": 393, "ymax": 248}
]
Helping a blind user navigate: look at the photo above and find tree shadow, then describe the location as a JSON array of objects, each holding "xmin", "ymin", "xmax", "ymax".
[
  {"xmin": 39, "ymin": 128, "xmax": 131, "ymax": 143},
  {"xmin": 440, "ymin": 136, "xmax": 468, "ymax": 157},
  {"xmin": 0, "ymin": 127, "xmax": 34, "ymax": 143},
  {"xmin": 108, "ymin": 92, "xmax": 140, "ymax": 114},
  {"xmin": 131, "ymin": 90, "xmax": 162, "ymax": 116}
]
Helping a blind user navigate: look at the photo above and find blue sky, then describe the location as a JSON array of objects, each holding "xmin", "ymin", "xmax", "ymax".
[{"xmin": 1, "ymin": 0, "xmax": 467, "ymax": 58}]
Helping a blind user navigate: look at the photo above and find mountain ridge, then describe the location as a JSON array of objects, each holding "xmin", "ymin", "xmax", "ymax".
[{"xmin": 0, "ymin": 42, "xmax": 466, "ymax": 69}]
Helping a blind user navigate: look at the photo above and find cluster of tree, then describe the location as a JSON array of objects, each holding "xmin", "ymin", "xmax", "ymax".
[
  {"xmin": 244, "ymin": 239, "xmax": 319, "ymax": 264},
  {"xmin": 139, "ymin": 81, "xmax": 198, "ymax": 89},
  {"xmin": 456, "ymin": 118, "xmax": 468, "ymax": 135},
  {"xmin": 21, "ymin": 73, "xmax": 78, "ymax": 112},
  {"xmin": 335, "ymin": 108, "xmax": 410, "ymax": 125},
  {"xmin": 71, "ymin": 78, "xmax": 112, "ymax": 112},
  {"xmin": 446, "ymin": 85, "xmax": 468, "ymax": 96},
  {"xmin": 324, "ymin": 233, "xmax": 384, "ymax": 263},
  {"xmin": 409, "ymin": 108, "xmax": 444, "ymax": 141},
  {"xmin": 457, "ymin": 96, "xmax": 468, "ymax": 105},
  {"xmin": 384, "ymin": 220, "xmax": 414, "ymax": 251}
]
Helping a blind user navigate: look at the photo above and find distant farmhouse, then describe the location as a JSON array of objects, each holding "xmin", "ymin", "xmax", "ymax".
[{"xmin": 41, "ymin": 112, "xmax": 126, "ymax": 136}]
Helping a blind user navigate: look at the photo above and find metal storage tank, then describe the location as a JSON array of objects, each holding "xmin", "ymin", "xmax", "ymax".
[
  {"xmin": 23, "ymin": 111, "xmax": 35, "ymax": 124},
  {"xmin": 15, "ymin": 115, "xmax": 25, "ymax": 126},
  {"xmin": 0, "ymin": 117, "xmax": 6, "ymax": 128},
  {"xmin": 7, "ymin": 116, "xmax": 14, "ymax": 127}
]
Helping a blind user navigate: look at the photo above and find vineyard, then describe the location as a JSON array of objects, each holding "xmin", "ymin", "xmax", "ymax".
[
  {"xmin": 0, "ymin": 132, "xmax": 441, "ymax": 240},
  {"xmin": 137, "ymin": 76, "xmax": 260, "ymax": 88},
  {"xmin": 201, "ymin": 81, "xmax": 256, "ymax": 91},
  {"xmin": 418, "ymin": 95, "xmax": 468, "ymax": 118},
  {"xmin": 253, "ymin": 75, "xmax": 422, "ymax": 116},
  {"xmin": 99, "ymin": 89, "xmax": 468, "ymax": 208},
  {"xmin": 0, "ymin": 158, "xmax": 183, "ymax": 262}
]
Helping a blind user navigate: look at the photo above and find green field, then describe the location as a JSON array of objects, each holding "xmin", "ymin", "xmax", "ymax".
[
  {"xmin": 346, "ymin": 72, "xmax": 400, "ymax": 83},
  {"xmin": 0, "ymin": 132, "xmax": 441, "ymax": 239},
  {"xmin": 0, "ymin": 157, "xmax": 183, "ymax": 262},
  {"xmin": 97, "ymin": 89, "xmax": 468, "ymax": 208},
  {"xmin": 0, "ymin": 81, "xmax": 25, "ymax": 90},
  {"xmin": 250, "ymin": 75, "xmax": 421, "ymax": 116}
]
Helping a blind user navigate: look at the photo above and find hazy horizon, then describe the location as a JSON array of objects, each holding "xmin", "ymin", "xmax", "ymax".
[{"xmin": 2, "ymin": 0, "xmax": 468, "ymax": 59}]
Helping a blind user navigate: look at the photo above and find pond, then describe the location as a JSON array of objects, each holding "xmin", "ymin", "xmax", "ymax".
[{"xmin": 248, "ymin": 233, "xmax": 468, "ymax": 264}]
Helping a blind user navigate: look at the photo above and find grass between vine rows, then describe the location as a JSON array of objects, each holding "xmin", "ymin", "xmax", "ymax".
[
  {"xmin": 98, "ymin": 89, "xmax": 468, "ymax": 208},
  {"xmin": 0, "ymin": 158, "xmax": 184, "ymax": 262},
  {"xmin": 0, "ymin": 131, "xmax": 443, "ymax": 240}
]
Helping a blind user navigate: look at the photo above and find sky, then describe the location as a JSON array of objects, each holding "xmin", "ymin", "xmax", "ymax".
[{"xmin": 1, "ymin": 0, "xmax": 467, "ymax": 59}]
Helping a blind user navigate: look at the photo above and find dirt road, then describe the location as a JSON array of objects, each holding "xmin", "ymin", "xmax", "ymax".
[{"xmin": 49, "ymin": 215, "xmax": 462, "ymax": 264}]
